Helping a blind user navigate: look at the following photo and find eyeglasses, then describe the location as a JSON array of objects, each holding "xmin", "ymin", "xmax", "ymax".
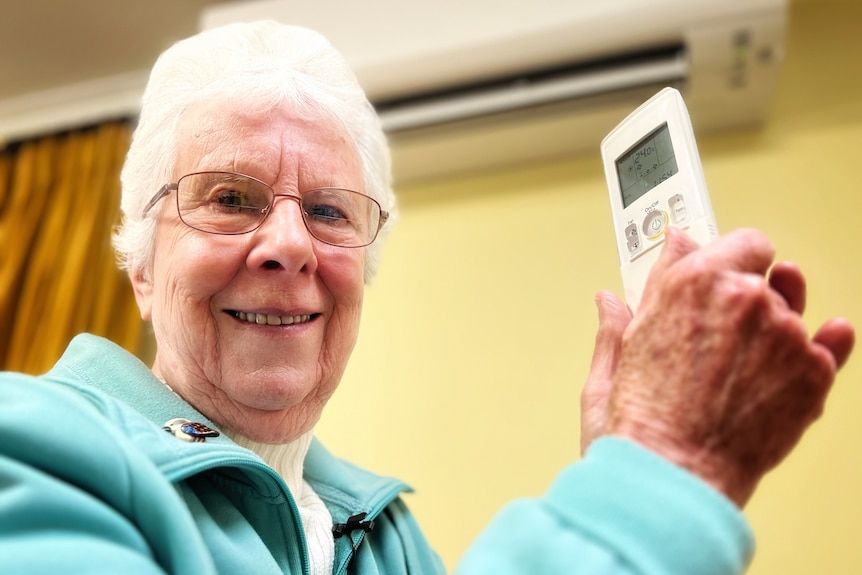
[{"xmin": 143, "ymin": 171, "xmax": 389, "ymax": 248}]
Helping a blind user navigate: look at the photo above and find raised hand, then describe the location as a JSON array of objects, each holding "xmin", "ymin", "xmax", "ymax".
[{"xmin": 584, "ymin": 227, "xmax": 854, "ymax": 506}]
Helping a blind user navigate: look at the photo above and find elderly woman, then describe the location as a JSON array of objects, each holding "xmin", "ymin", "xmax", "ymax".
[{"xmin": 0, "ymin": 20, "xmax": 854, "ymax": 575}]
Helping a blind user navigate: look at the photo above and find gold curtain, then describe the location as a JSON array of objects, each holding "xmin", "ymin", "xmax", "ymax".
[{"xmin": 0, "ymin": 120, "xmax": 143, "ymax": 374}]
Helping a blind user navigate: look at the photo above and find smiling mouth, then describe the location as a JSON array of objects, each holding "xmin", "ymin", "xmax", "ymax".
[{"xmin": 228, "ymin": 310, "xmax": 316, "ymax": 326}]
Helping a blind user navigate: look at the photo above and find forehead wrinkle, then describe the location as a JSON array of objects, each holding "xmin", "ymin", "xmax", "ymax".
[
  {"xmin": 303, "ymin": 124, "xmax": 361, "ymax": 191},
  {"xmin": 181, "ymin": 103, "xmax": 361, "ymax": 193},
  {"xmin": 177, "ymin": 113, "xmax": 229, "ymax": 176},
  {"xmin": 191, "ymin": 122, "xmax": 279, "ymax": 178}
]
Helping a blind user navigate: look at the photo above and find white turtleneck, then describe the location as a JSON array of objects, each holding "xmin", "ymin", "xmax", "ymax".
[{"xmin": 228, "ymin": 429, "xmax": 335, "ymax": 575}]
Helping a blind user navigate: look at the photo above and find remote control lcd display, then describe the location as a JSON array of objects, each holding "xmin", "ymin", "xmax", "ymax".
[{"xmin": 616, "ymin": 122, "xmax": 679, "ymax": 208}]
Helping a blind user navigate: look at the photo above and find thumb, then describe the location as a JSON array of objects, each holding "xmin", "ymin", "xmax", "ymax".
[
  {"xmin": 588, "ymin": 291, "xmax": 631, "ymax": 377},
  {"xmin": 581, "ymin": 291, "xmax": 632, "ymax": 453}
]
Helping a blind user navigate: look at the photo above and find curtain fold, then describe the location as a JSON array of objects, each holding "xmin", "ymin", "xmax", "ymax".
[{"xmin": 0, "ymin": 120, "xmax": 143, "ymax": 374}]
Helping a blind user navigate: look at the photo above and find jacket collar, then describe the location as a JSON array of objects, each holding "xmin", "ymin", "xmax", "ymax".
[{"xmin": 48, "ymin": 334, "xmax": 411, "ymax": 517}]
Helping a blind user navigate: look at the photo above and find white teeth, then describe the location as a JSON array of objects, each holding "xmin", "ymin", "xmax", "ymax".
[{"xmin": 235, "ymin": 311, "xmax": 311, "ymax": 326}]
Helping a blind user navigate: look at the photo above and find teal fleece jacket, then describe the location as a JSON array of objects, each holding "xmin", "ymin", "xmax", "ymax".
[{"xmin": 0, "ymin": 334, "xmax": 754, "ymax": 574}]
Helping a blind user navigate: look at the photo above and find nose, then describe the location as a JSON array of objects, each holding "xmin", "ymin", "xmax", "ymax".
[{"xmin": 246, "ymin": 194, "xmax": 318, "ymax": 274}]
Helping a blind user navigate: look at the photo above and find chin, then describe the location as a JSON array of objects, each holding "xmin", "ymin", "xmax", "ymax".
[
  {"xmin": 220, "ymin": 386, "xmax": 327, "ymax": 444},
  {"xmin": 230, "ymin": 408, "xmax": 320, "ymax": 444}
]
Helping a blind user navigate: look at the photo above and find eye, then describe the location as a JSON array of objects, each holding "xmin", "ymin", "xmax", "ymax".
[
  {"xmin": 214, "ymin": 189, "xmax": 253, "ymax": 209},
  {"xmin": 206, "ymin": 183, "xmax": 269, "ymax": 213},
  {"xmin": 307, "ymin": 202, "xmax": 349, "ymax": 222},
  {"xmin": 303, "ymin": 190, "xmax": 356, "ymax": 225}
]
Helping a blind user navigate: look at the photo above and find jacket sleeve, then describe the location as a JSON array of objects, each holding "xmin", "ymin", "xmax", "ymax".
[
  {"xmin": 0, "ymin": 374, "xmax": 217, "ymax": 575},
  {"xmin": 455, "ymin": 437, "xmax": 754, "ymax": 575}
]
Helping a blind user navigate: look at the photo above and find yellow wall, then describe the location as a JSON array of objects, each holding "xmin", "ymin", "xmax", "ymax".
[{"xmin": 317, "ymin": 0, "xmax": 862, "ymax": 572}]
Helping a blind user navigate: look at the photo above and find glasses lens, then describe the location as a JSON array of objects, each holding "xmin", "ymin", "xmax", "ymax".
[
  {"xmin": 177, "ymin": 172, "xmax": 271, "ymax": 234},
  {"xmin": 301, "ymin": 188, "xmax": 381, "ymax": 247}
]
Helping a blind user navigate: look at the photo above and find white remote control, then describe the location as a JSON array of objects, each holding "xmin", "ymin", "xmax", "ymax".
[{"xmin": 601, "ymin": 87, "xmax": 718, "ymax": 312}]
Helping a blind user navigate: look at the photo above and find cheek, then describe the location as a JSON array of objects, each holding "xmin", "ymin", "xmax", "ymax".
[
  {"xmin": 319, "ymin": 248, "xmax": 366, "ymax": 329},
  {"xmin": 323, "ymin": 248, "xmax": 366, "ymax": 303},
  {"xmin": 151, "ymin": 232, "xmax": 244, "ymax": 318},
  {"xmin": 317, "ymin": 250, "xmax": 366, "ymax": 387}
]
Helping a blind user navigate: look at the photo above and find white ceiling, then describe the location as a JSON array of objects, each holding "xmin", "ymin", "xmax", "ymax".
[
  {"xmin": 0, "ymin": 0, "xmax": 228, "ymax": 100},
  {"xmin": 0, "ymin": 0, "xmax": 244, "ymax": 143}
]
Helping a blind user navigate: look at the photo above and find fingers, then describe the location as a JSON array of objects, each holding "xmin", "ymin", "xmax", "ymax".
[
  {"xmin": 697, "ymin": 228, "xmax": 776, "ymax": 275},
  {"xmin": 768, "ymin": 262, "xmax": 806, "ymax": 313},
  {"xmin": 646, "ymin": 226, "xmax": 701, "ymax": 280},
  {"xmin": 589, "ymin": 291, "xmax": 631, "ymax": 375},
  {"xmin": 812, "ymin": 317, "xmax": 856, "ymax": 370},
  {"xmin": 637, "ymin": 227, "xmax": 701, "ymax": 310},
  {"xmin": 764, "ymin": 263, "xmax": 853, "ymax": 369},
  {"xmin": 653, "ymin": 227, "xmax": 776, "ymax": 277},
  {"xmin": 581, "ymin": 291, "xmax": 632, "ymax": 454},
  {"xmin": 642, "ymin": 228, "xmax": 776, "ymax": 312}
]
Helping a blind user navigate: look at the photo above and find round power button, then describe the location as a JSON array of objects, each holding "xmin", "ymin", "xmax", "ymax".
[{"xmin": 642, "ymin": 210, "xmax": 668, "ymax": 239}]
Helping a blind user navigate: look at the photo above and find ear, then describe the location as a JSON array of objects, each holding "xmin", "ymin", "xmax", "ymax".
[{"xmin": 128, "ymin": 262, "xmax": 154, "ymax": 321}]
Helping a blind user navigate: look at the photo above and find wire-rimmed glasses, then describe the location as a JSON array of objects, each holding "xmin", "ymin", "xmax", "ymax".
[{"xmin": 142, "ymin": 171, "xmax": 388, "ymax": 248}]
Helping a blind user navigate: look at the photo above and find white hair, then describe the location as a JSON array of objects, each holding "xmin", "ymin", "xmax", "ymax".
[{"xmin": 113, "ymin": 21, "xmax": 395, "ymax": 282}]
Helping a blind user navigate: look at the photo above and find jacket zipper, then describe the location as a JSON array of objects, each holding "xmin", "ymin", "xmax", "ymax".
[{"xmin": 170, "ymin": 455, "xmax": 312, "ymax": 575}]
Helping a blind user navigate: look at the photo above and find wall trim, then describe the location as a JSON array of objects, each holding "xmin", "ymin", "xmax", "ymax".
[{"xmin": 0, "ymin": 70, "xmax": 148, "ymax": 147}]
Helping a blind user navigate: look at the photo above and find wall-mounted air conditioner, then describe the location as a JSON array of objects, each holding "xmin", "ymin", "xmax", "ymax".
[{"xmin": 202, "ymin": 0, "xmax": 787, "ymax": 184}]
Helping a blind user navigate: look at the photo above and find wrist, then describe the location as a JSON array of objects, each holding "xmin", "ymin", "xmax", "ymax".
[{"xmin": 608, "ymin": 424, "xmax": 758, "ymax": 507}]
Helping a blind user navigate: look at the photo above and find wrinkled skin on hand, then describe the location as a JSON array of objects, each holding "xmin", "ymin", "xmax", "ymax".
[{"xmin": 581, "ymin": 227, "xmax": 855, "ymax": 507}]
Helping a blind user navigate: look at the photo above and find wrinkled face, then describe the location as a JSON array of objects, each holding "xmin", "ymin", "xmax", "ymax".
[{"xmin": 130, "ymin": 101, "xmax": 366, "ymax": 443}]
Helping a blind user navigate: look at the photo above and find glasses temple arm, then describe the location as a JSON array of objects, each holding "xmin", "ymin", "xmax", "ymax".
[{"xmin": 142, "ymin": 183, "xmax": 177, "ymax": 216}]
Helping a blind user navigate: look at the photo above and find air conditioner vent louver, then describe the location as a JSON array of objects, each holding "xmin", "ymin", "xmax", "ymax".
[{"xmin": 376, "ymin": 44, "xmax": 687, "ymax": 133}]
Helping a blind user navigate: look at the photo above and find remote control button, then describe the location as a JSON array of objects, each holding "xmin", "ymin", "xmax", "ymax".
[
  {"xmin": 625, "ymin": 223, "xmax": 641, "ymax": 254},
  {"xmin": 668, "ymin": 194, "xmax": 687, "ymax": 223},
  {"xmin": 642, "ymin": 210, "xmax": 667, "ymax": 239}
]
